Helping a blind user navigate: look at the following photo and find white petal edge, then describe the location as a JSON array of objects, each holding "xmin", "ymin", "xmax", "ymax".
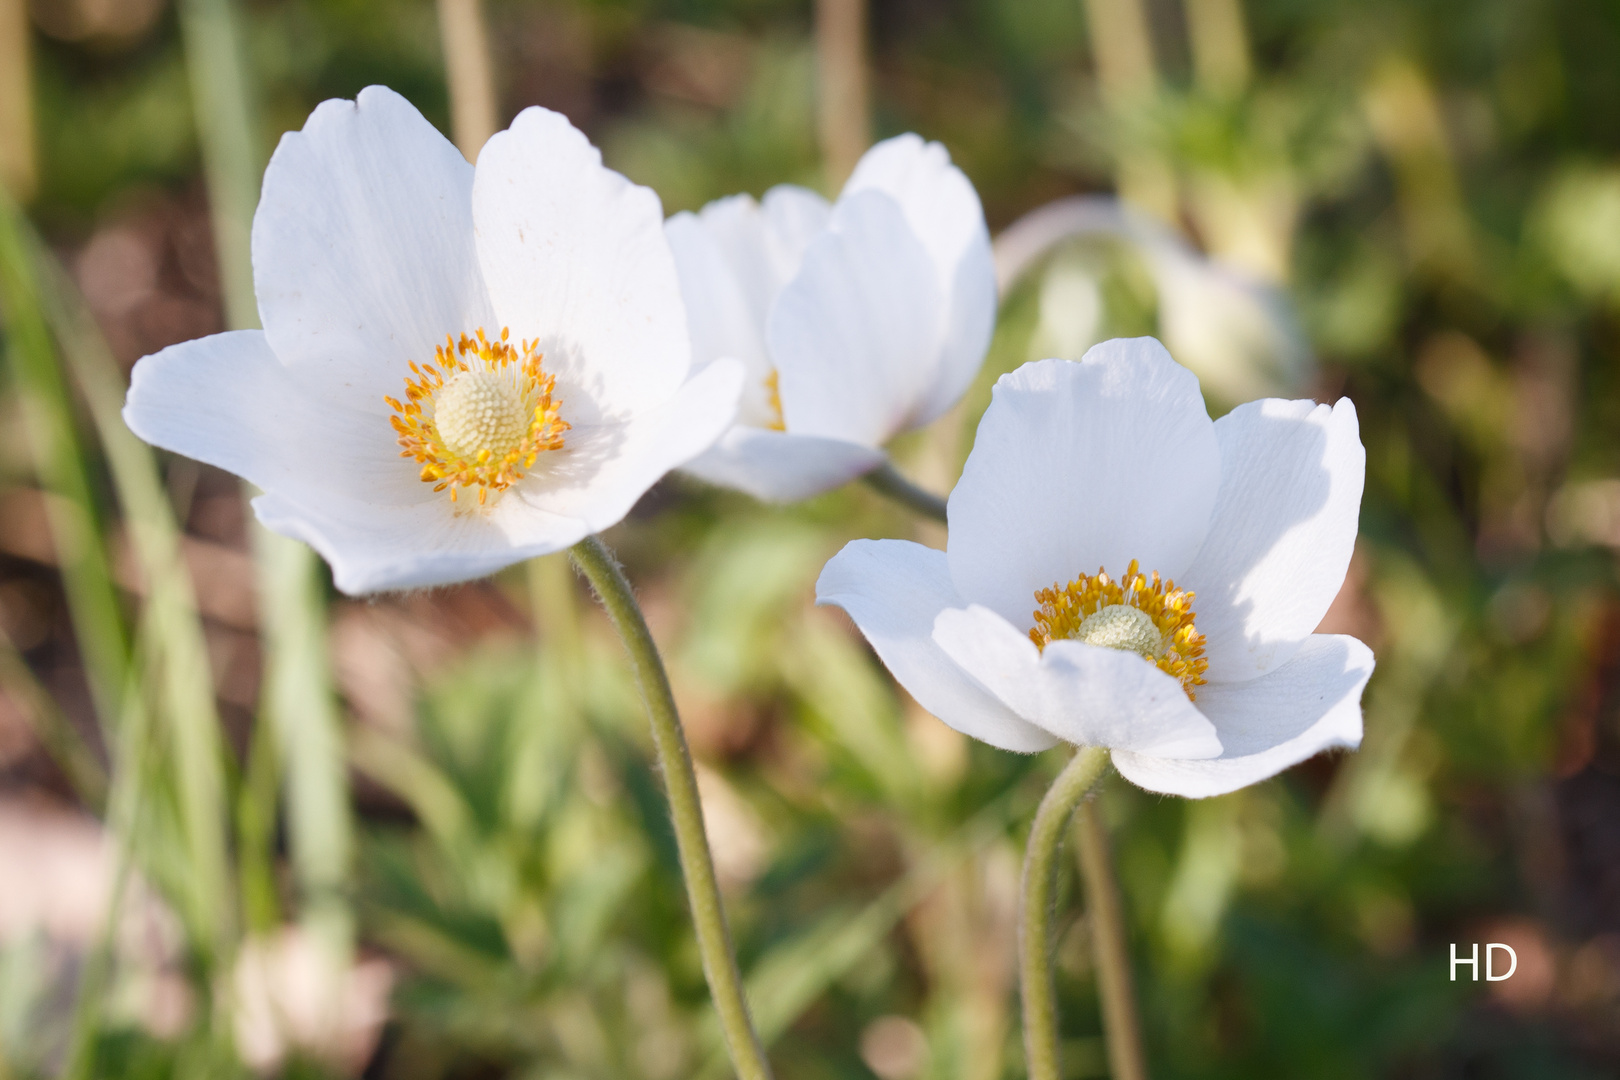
[
  {"xmin": 1111, "ymin": 634, "xmax": 1373, "ymax": 798},
  {"xmin": 252, "ymin": 86, "xmax": 496, "ymax": 416},
  {"xmin": 816, "ymin": 540, "xmax": 1057, "ymax": 753},
  {"xmin": 252, "ymin": 490, "xmax": 589, "ymax": 596},
  {"xmin": 518, "ymin": 358, "xmax": 744, "ymax": 531},
  {"xmin": 1183, "ymin": 397, "xmax": 1365, "ymax": 683},
  {"xmin": 682, "ymin": 426, "xmax": 886, "ymax": 503},
  {"xmin": 123, "ymin": 330, "xmax": 425, "ymax": 508},
  {"xmin": 474, "ymin": 106, "xmax": 690, "ymax": 425},
  {"xmin": 932, "ymin": 605, "xmax": 1222, "ymax": 759},
  {"xmin": 843, "ymin": 134, "xmax": 995, "ymax": 426},
  {"xmin": 770, "ymin": 191, "xmax": 943, "ymax": 445},
  {"xmin": 946, "ymin": 343, "xmax": 1221, "ymax": 627}
]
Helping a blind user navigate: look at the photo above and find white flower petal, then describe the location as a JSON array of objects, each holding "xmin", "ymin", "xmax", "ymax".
[
  {"xmin": 691, "ymin": 187, "xmax": 830, "ymax": 335},
  {"xmin": 843, "ymin": 134, "xmax": 995, "ymax": 425},
  {"xmin": 1147, "ymin": 240, "xmax": 1314, "ymax": 403},
  {"xmin": 932, "ymin": 605, "xmax": 1222, "ymax": 759},
  {"xmin": 252, "ymin": 490, "xmax": 588, "ymax": 596},
  {"xmin": 123, "ymin": 331, "xmax": 423, "ymax": 508},
  {"xmin": 690, "ymin": 194, "xmax": 774, "ymax": 331},
  {"xmin": 760, "ymin": 184, "xmax": 833, "ymax": 286},
  {"xmin": 770, "ymin": 191, "xmax": 943, "ymax": 445},
  {"xmin": 252, "ymin": 86, "xmax": 497, "ymax": 416},
  {"xmin": 518, "ymin": 359, "xmax": 743, "ymax": 531},
  {"xmin": 682, "ymin": 426, "xmax": 886, "ymax": 502},
  {"xmin": 666, "ymin": 211, "xmax": 775, "ymax": 425},
  {"xmin": 1183, "ymin": 397, "xmax": 1365, "ymax": 683},
  {"xmin": 1111, "ymin": 634, "xmax": 1372, "ymax": 798},
  {"xmin": 946, "ymin": 343, "xmax": 1221, "ymax": 627},
  {"xmin": 816, "ymin": 540, "xmax": 1056, "ymax": 753},
  {"xmin": 473, "ymin": 106, "xmax": 689, "ymax": 425},
  {"xmin": 665, "ymin": 212, "xmax": 768, "ymax": 372}
]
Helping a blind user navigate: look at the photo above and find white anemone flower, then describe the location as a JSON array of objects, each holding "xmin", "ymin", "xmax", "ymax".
[
  {"xmin": 817, "ymin": 337, "xmax": 1374, "ymax": 798},
  {"xmin": 123, "ymin": 87, "xmax": 742, "ymax": 594},
  {"xmin": 993, "ymin": 195, "xmax": 1312, "ymax": 404},
  {"xmin": 664, "ymin": 134, "xmax": 995, "ymax": 501}
]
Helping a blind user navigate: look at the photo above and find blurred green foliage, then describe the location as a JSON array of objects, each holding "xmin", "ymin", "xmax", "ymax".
[{"xmin": 3, "ymin": 0, "xmax": 1620, "ymax": 1078}]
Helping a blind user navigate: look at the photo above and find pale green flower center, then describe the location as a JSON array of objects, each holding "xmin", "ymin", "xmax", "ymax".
[
  {"xmin": 433, "ymin": 370, "xmax": 531, "ymax": 462},
  {"xmin": 1073, "ymin": 603, "xmax": 1162, "ymax": 658}
]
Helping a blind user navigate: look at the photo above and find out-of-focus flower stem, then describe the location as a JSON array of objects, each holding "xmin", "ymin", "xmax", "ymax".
[
  {"xmin": 863, "ymin": 461, "xmax": 949, "ymax": 522},
  {"xmin": 815, "ymin": 0, "xmax": 870, "ymax": 189},
  {"xmin": 569, "ymin": 535, "xmax": 774, "ymax": 1080},
  {"xmin": 0, "ymin": 0, "xmax": 35, "ymax": 202},
  {"xmin": 1020, "ymin": 746, "xmax": 1110, "ymax": 1080},
  {"xmin": 437, "ymin": 0, "xmax": 499, "ymax": 160},
  {"xmin": 1075, "ymin": 798, "xmax": 1148, "ymax": 1080}
]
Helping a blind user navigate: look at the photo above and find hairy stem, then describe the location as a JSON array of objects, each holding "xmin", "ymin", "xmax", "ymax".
[
  {"xmin": 862, "ymin": 461, "xmax": 949, "ymax": 523},
  {"xmin": 1020, "ymin": 747, "xmax": 1109, "ymax": 1080},
  {"xmin": 569, "ymin": 535, "xmax": 773, "ymax": 1080}
]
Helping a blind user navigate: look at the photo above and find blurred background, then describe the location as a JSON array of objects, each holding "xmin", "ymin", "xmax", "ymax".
[{"xmin": 1, "ymin": 0, "xmax": 1619, "ymax": 1077}]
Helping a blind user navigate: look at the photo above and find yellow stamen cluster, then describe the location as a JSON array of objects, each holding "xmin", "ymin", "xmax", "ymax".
[
  {"xmin": 763, "ymin": 370, "xmax": 786, "ymax": 431},
  {"xmin": 386, "ymin": 327, "xmax": 568, "ymax": 507},
  {"xmin": 1029, "ymin": 558, "xmax": 1209, "ymax": 699}
]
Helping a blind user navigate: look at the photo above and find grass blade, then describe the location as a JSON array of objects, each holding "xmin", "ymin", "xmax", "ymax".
[{"xmin": 0, "ymin": 193, "xmax": 129, "ymax": 740}]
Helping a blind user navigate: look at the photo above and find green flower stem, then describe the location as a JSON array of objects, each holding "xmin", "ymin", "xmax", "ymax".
[
  {"xmin": 1075, "ymin": 797, "xmax": 1148, "ymax": 1080},
  {"xmin": 568, "ymin": 535, "xmax": 773, "ymax": 1080},
  {"xmin": 862, "ymin": 461, "xmax": 949, "ymax": 522},
  {"xmin": 1020, "ymin": 746, "xmax": 1109, "ymax": 1080}
]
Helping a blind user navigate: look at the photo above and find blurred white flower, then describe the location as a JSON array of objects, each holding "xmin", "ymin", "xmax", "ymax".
[
  {"xmin": 818, "ymin": 337, "xmax": 1373, "ymax": 798},
  {"xmin": 231, "ymin": 926, "xmax": 393, "ymax": 1076},
  {"xmin": 995, "ymin": 196, "xmax": 1312, "ymax": 404},
  {"xmin": 123, "ymin": 87, "xmax": 742, "ymax": 594},
  {"xmin": 665, "ymin": 134, "xmax": 996, "ymax": 501}
]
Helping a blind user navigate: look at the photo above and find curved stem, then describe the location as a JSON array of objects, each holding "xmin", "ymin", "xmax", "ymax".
[
  {"xmin": 569, "ymin": 535, "xmax": 773, "ymax": 1080},
  {"xmin": 1075, "ymin": 798, "xmax": 1148, "ymax": 1080},
  {"xmin": 862, "ymin": 461, "xmax": 948, "ymax": 523},
  {"xmin": 1020, "ymin": 747, "xmax": 1110, "ymax": 1080}
]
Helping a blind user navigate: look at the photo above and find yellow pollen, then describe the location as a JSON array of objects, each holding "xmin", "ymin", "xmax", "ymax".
[
  {"xmin": 1029, "ymin": 558, "xmax": 1209, "ymax": 700},
  {"xmin": 763, "ymin": 370, "xmax": 786, "ymax": 431},
  {"xmin": 387, "ymin": 327, "xmax": 569, "ymax": 507}
]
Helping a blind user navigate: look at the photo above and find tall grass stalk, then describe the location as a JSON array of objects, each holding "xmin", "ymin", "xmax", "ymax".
[
  {"xmin": 61, "ymin": 660, "xmax": 159, "ymax": 1080},
  {"xmin": 0, "ymin": 195, "xmax": 130, "ymax": 739},
  {"xmin": 0, "ymin": 623, "xmax": 107, "ymax": 809},
  {"xmin": 21, "ymin": 219, "xmax": 234, "ymax": 962},
  {"xmin": 255, "ymin": 527, "xmax": 353, "ymax": 954}
]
